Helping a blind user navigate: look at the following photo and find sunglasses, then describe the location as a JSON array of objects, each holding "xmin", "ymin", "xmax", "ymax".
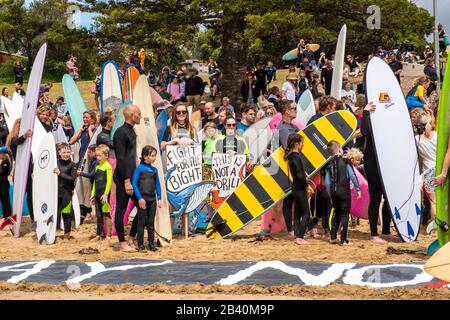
[
  {"xmin": 226, "ymin": 123, "xmax": 237, "ymax": 128},
  {"xmin": 176, "ymin": 110, "xmax": 187, "ymax": 116}
]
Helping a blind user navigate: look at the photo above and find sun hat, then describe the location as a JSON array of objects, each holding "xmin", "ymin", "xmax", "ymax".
[{"xmin": 286, "ymin": 73, "xmax": 299, "ymax": 81}]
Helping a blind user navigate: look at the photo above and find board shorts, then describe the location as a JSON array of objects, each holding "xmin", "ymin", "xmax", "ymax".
[{"xmin": 422, "ymin": 167, "xmax": 436, "ymax": 194}]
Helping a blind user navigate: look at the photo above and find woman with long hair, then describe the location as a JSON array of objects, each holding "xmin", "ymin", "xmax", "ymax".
[
  {"xmin": 284, "ymin": 133, "xmax": 310, "ymax": 245},
  {"xmin": 6, "ymin": 118, "xmax": 34, "ymax": 222},
  {"xmin": 161, "ymin": 103, "xmax": 196, "ymax": 150}
]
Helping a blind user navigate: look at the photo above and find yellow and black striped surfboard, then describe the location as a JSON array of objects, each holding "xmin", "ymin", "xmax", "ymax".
[
  {"xmin": 206, "ymin": 110, "xmax": 358, "ymax": 239},
  {"xmin": 122, "ymin": 66, "xmax": 140, "ymax": 102}
]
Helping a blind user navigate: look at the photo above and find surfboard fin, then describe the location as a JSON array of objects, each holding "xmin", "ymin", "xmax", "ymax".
[
  {"xmin": 46, "ymin": 215, "xmax": 54, "ymax": 226},
  {"xmin": 39, "ymin": 233, "xmax": 46, "ymax": 244},
  {"xmin": 415, "ymin": 204, "xmax": 422, "ymax": 216},
  {"xmin": 407, "ymin": 221, "xmax": 414, "ymax": 238},
  {"xmin": 426, "ymin": 239, "xmax": 440, "ymax": 256},
  {"xmin": 394, "ymin": 208, "xmax": 401, "ymax": 220}
]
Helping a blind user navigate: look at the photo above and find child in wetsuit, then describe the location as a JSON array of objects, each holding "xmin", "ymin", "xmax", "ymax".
[
  {"xmin": 78, "ymin": 144, "xmax": 98, "ymax": 222},
  {"xmin": 54, "ymin": 143, "xmax": 77, "ymax": 240},
  {"xmin": 285, "ymin": 133, "xmax": 311, "ymax": 245},
  {"xmin": 132, "ymin": 145, "xmax": 162, "ymax": 252},
  {"xmin": 343, "ymin": 148, "xmax": 365, "ymax": 228},
  {"xmin": 89, "ymin": 144, "xmax": 113, "ymax": 240},
  {"xmin": 0, "ymin": 147, "xmax": 11, "ymax": 221},
  {"xmin": 325, "ymin": 141, "xmax": 361, "ymax": 246}
]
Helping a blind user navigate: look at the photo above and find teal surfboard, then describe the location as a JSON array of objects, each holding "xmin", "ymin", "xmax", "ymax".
[{"xmin": 62, "ymin": 74, "xmax": 86, "ymax": 132}]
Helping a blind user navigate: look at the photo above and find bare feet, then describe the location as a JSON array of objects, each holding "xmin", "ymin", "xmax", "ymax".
[
  {"xmin": 371, "ymin": 236, "xmax": 387, "ymax": 244},
  {"xmin": 120, "ymin": 242, "xmax": 137, "ymax": 252},
  {"xmin": 288, "ymin": 231, "xmax": 294, "ymax": 238},
  {"xmin": 295, "ymin": 238, "xmax": 308, "ymax": 245},
  {"xmin": 341, "ymin": 241, "xmax": 353, "ymax": 246},
  {"xmin": 90, "ymin": 235, "xmax": 101, "ymax": 241},
  {"xmin": 329, "ymin": 239, "xmax": 338, "ymax": 244},
  {"xmin": 127, "ymin": 237, "xmax": 138, "ymax": 249}
]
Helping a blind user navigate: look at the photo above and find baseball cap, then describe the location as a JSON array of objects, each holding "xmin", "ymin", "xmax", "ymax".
[{"xmin": 157, "ymin": 100, "xmax": 174, "ymax": 111}]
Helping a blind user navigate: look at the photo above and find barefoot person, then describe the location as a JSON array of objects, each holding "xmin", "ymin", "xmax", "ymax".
[
  {"xmin": 284, "ymin": 134, "xmax": 310, "ymax": 245},
  {"xmin": 360, "ymin": 102, "xmax": 392, "ymax": 243},
  {"xmin": 325, "ymin": 141, "xmax": 361, "ymax": 246},
  {"xmin": 113, "ymin": 104, "xmax": 141, "ymax": 252}
]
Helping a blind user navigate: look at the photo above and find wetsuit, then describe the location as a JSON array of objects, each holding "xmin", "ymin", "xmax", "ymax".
[
  {"xmin": 96, "ymin": 128, "xmax": 114, "ymax": 151},
  {"xmin": 325, "ymin": 156, "xmax": 360, "ymax": 244},
  {"xmin": 287, "ymin": 152, "xmax": 311, "ymax": 238},
  {"xmin": 10, "ymin": 135, "xmax": 34, "ymax": 221},
  {"xmin": 0, "ymin": 158, "xmax": 11, "ymax": 218},
  {"xmin": 360, "ymin": 110, "xmax": 392, "ymax": 236},
  {"xmin": 78, "ymin": 126, "xmax": 91, "ymax": 163},
  {"xmin": 132, "ymin": 163, "xmax": 162, "ymax": 248},
  {"xmin": 91, "ymin": 160, "xmax": 113, "ymax": 236},
  {"xmin": 56, "ymin": 157, "xmax": 77, "ymax": 233},
  {"xmin": 113, "ymin": 123, "xmax": 137, "ymax": 242}
]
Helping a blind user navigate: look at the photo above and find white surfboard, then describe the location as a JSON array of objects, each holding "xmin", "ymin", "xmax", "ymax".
[
  {"xmin": 331, "ymin": 25, "xmax": 347, "ymax": 99},
  {"xmin": 52, "ymin": 124, "xmax": 67, "ymax": 144},
  {"xmin": 100, "ymin": 61, "xmax": 123, "ymax": 114},
  {"xmin": 296, "ymin": 89, "xmax": 315, "ymax": 126},
  {"xmin": 133, "ymin": 75, "xmax": 172, "ymax": 246},
  {"xmin": 31, "ymin": 120, "xmax": 48, "ymax": 160},
  {"xmin": 33, "ymin": 132, "xmax": 58, "ymax": 244},
  {"xmin": 12, "ymin": 92, "xmax": 24, "ymax": 115},
  {"xmin": 1, "ymin": 96, "xmax": 18, "ymax": 131},
  {"xmin": 365, "ymin": 57, "xmax": 421, "ymax": 242},
  {"xmin": 13, "ymin": 43, "xmax": 47, "ymax": 236},
  {"xmin": 243, "ymin": 117, "xmax": 273, "ymax": 164}
]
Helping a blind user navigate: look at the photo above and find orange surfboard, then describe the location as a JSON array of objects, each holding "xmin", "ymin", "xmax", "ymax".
[{"xmin": 122, "ymin": 66, "xmax": 140, "ymax": 102}]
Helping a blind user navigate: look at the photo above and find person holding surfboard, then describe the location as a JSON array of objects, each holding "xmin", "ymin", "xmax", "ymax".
[
  {"xmin": 113, "ymin": 104, "xmax": 141, "ymax": 252},
  {"xmin": 69, "ymin": 111, "xmax": 96, "ymax": 163},
  {"xmin": 360, "ymin": 102, "xmax": 393, "ymax": 244}
]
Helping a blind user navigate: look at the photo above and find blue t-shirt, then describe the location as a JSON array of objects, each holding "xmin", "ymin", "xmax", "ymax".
[{"xmin": 236, "ymin": 122, "xmax": 249, "ymax": 135}]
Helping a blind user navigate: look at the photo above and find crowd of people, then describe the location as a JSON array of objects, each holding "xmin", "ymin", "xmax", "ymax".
[{"xmin": 0, "ymin": 36, "xmax": 447, "ymax": 252}]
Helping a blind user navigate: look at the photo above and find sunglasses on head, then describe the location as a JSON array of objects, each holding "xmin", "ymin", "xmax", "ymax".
[
  {"xmin": 176, "ymin": 110, "xmax": 187, "ymax": 115},
  {"xmin": 226, "ymin": 123, "xmax": 236, "ymax": 128}
]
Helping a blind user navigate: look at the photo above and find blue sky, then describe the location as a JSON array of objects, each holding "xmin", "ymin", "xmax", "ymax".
[{"xmin": 24, "ymin": 1, "xmax": 449, "ymax": 34}]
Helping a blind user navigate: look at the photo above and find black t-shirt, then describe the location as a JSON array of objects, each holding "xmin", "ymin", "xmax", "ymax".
[
  {"xmin": 202, "ymin": 115, "xmax": 220, "ymax": 128},
  {"xmin": 388, "ymin": 60, "xmax": 402, "ymax": 81}
]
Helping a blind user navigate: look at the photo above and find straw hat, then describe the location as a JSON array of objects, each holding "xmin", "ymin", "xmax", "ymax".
[{"xmin": 286, "ymin": 73, "xmax": 299, "ymax": 81}]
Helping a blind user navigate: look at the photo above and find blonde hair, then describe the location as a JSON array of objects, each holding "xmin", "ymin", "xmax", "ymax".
[
  {"xmin": 413, "ymin": 76, "xmax": 430, "ymax": 87},
  {"xmin": 170, "ymin": 103, "xmax": 196, "ymax": 140},
  {"xmin": 344, "ymin": 148, "xmax": 364, "ymax": 163},
  {"xmin": 6, "ymin": 118, "xmax": 21, "ymax": 151},
  {"xmin": 96, "ymin": 144, "xmax": 110, "ymax": 157},
  {"xmin": 37, "ymin": 104, "xmax": 54, "ymax": 126}
]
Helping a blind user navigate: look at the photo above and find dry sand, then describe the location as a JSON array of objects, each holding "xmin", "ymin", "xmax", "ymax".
[{"xmin": 0, "ymin": 216, "xmax": 444, "ymax": 300}]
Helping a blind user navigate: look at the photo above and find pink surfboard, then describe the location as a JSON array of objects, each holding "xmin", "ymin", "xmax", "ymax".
[
  {"xmin": 350, "ymin": 166, "xmax": 369, "ymax": 219},
  {"xmin": 269, "ymin": 113, "xmax": 304, "ymax": 133},
  {"xmin": 149, "ymin": 86, "xmax": 163, "ymax": 104}
]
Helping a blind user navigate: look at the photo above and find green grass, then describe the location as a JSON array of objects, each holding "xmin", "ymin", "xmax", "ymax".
[{"xmin": 1, "ymin": 80, "xmax": 97, "ymax": 110}]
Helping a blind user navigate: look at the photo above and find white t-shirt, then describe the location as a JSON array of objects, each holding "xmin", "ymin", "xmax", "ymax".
[
  {"xmin": 282, "ymin": 81, "xmax": 296, "ymax": 101},
  {"xmin": 341, "ymin": 89, "xmax": 357, "ymax": 109},
  {"xmin": 416, "ymin": 131, "xmax": 437, "ymax": 172}
]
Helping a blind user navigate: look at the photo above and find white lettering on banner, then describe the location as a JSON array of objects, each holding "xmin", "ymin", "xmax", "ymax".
[
  {"xmin": 166, "ymin": 145, "xmax": 202, "ymax": 193},
  {"xmin": 216, "ymin": 261, "xmax": 356, "ymax": 287},
  {"xmin": 1, "ymin": 260, "xmax": 55, "ymax": 284},
  {"xmin": 65, "ymin": 260, "xmax": 174, "ymax": 285},
  {"xmin": 212, "ymin": 153, "xmax": 246, "ymax": 198},
  {"xmin": 342, "ymin": 264, "xmax": 434, "ymax": 288}
]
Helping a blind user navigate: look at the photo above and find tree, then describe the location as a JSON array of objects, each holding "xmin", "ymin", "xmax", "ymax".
[
  {"xmin": 0, "ymin": 0, "xmax": 100, "ymax": 81},
  {"xmin": 84, "ymin": 0, "xmax": 433, "ymax": 110}
]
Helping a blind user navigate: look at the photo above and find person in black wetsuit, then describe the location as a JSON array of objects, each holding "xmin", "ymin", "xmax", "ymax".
[
  {"xmin": 5, "ymin": 118, "xmax": 34, "ymax": 221},
  {"xmin": 113, "ymin": 104, "xmax": 141, "ymax": 252},
  {"xmin": 96, "ymin": 112, "xmax": 114, "ymax": 150},
  {"xmin": 284, "ymin": 133, "xmax": 311, "ymax": 245},
  {"xmin": 0, "ymin": 147, "xmax": 12, "ymax": 221},
  {"xmin": 77, "ymin": 144, "xmax": 98, "ymax": 223},
  {"xmin": 325, "ymin": 141, "xmax": 361, "ymax": 245},
  {"xmin": 360, "ymin": 102, "xmax": 392, "ymax": 244},
  {"xmin": 54, "ymin": 143, "xmax": 77, "ymax": 240}
]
